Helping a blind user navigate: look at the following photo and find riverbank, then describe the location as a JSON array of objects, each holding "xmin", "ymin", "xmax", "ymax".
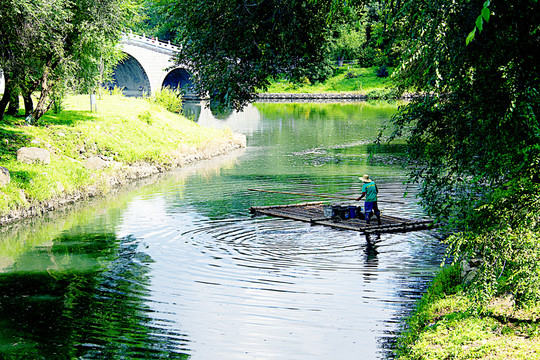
[
  {"xmin": 262, "ymin": 65, "xmax": 395, "ymax": 95},
  {"xmin": 257, "ymin": 65, "xmax": 419, "ymax": 101},
  {"xmin": 394, "ymin": 264, "xmax": 540, "ymax": 359},
  {"xmin": 0, "ymin": 94, "xmax": 246, "ymax": 226}
]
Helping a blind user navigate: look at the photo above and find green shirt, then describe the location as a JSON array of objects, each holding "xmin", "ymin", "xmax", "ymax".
[{"xmin": 362, "ymin": 182, "xmax": 378, "ymax": 202}]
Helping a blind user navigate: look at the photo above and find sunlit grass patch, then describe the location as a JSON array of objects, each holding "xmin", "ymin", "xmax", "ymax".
[
  {"xmin": 407, "ymin": 316, "xmax": 540, "ymax": 359},
  {"xmin": 263, "ymin": 65, "xmax": 394, "ymax": 94},
  {"xmin": 396, "ymin": 264, "xmax": 540, "ymax": 359},
  {"xmin": 0, "ymin": 94, "xmax": 235, "ymax": 216}
]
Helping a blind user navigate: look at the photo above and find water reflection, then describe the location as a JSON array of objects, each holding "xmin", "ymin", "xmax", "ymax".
[
  {"xmin": 0, "ymin": 101, "xmax": 444, "ymax": 360},
  {"xmin": 363, "ymin": 233, "xmax": 380, "ymax": 284},
  {"xmin": 0, "ymin": 232, "xmax": 189, "ymax": 359}
]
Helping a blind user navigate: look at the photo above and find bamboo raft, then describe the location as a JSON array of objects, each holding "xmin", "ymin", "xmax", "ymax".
[{"xmin": 250, "ymin": 201, "xmax": 434, "ymax": 234}]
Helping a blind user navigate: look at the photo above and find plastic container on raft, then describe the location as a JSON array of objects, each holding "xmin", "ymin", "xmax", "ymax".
[
  {"xmin": 331, "ymin": 205, "xmax": 350, "ymax": 220},
  {"xmin": 323, "ymin": 205, "xmax": 333, "ymax": 218}
]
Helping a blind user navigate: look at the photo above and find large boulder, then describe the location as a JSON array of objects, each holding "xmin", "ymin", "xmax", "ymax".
[
  {"xmin": 84, "ymin": 156, "xmax": 109, "ymax": 170},
  {"xmin": 0, "ymin": 167, "xmax": 10, "ymax": 187},
  {"xmin": 17, "ymin": 147, "xmax": 51, "ymax": 165}
]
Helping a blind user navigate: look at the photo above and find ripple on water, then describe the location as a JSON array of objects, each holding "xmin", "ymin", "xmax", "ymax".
[
  {"xmin": 117, "ymin": 203, "xmax": 444, "ymax": 359},
  {"xmin": 0, "ymin": 103, "xmax": 445, "ymax": 360}
]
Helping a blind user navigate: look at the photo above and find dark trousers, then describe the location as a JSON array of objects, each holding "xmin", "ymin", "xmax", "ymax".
[{"xmin": 364, "ymin": 201, "xmax": 381, "ymax": 223}]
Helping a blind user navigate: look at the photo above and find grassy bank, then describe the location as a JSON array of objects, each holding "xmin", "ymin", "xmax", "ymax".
[
  {"xmin": 0, "ymin": 93, "xmax": 244, "ymax": 221},
  {"xmin": 263, "ymin": 65, "xmax": 397, "ymax": 97},
  {"xmin": 395, "ymin": 264, "xmax": 540, "ymax": 359}
]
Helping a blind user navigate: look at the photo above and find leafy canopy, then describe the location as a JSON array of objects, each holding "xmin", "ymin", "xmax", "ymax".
[
  {"xmin": 0, "ymin": 0, "xmax": 136, "ymax": 121},
  {"xmin": 166, "ymin": 0, "xmax": 353, "ymax": 111},
  {"xmin": 389, "ymin": 0, "xmax": 540, "ymax": 302}
]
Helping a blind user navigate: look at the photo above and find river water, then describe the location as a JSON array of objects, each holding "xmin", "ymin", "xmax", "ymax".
[{"xmin": 0, "ymin": 101, "xmax": 444, "ymax": 360}]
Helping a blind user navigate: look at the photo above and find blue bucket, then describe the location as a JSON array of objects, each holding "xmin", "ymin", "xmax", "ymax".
[{"xmin": 339, "ymin": 206, "xmax": 350, "ymax": 219}]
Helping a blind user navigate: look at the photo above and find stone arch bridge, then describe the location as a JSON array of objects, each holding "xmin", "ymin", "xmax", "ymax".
[
  {"xmin": 1, "ymin": 33, "xmax": 195, "ymax": 98},
  {"xmin": 113, "ymin": 32, "xmax": 195, "ymax": 98}
]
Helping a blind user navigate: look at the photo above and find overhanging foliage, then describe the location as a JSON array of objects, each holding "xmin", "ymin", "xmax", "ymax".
[
  {"xmin": 0, "ymin": 0, "xmax": 136, "ymax": 121},
  {"xmin": 167, "ymin": 0, "xmax": 347, "ymax": 111},
  {"xmin": 390, "ymin": 0, "xmax": 540, "ymax": 302}
]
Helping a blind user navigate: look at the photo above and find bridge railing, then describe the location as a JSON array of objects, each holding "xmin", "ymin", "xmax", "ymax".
[{"xmin": 122, "ymin": 31, "xmax": 180, "ymax": 52}]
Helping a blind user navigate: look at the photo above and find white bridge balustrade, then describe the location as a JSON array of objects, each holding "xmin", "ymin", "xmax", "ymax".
[
  {"xmin": 0, "ymin": 32, "xmax": 196, "ymax": 98},
  {"xmin": 124, "ymin": 32, "xmax": 181, "ymax": 53}
]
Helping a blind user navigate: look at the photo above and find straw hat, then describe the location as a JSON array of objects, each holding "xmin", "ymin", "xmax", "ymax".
[{"xmin": 359, "ymin": 174, "xmax": 373, "ymax": 183}]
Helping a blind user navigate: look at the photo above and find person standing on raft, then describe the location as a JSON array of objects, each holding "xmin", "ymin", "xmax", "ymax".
[{"xmin": 356, "ymin": 174, "xmax": 381, "ymax": 225}]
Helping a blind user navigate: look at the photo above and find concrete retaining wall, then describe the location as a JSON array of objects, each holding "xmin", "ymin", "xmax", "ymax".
[{"xmin": 257, "ymin": 93, "xmax": 368, "ymax": 101}]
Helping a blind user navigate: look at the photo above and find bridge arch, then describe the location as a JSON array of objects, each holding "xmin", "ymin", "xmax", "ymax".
[
  {"xmin": 110, "ymin": 53, "xmax": 151, "ymax": 96},
  {"xmin": 0, "ymin": 34, "xmax": 198, "ymax": 99},
  {"xmin": 162, "ymin": 68, "xmax": 195, "ymax": 96}
]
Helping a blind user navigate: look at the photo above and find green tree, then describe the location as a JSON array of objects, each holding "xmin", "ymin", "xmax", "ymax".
[
  {"xmin": 131, "ymin": 0, "xmax": 180, "ymax": 41},
  {"xmin": 166, "ymin": 0, "xmax": 345, "ymax": 111},
  {"xmin": 389, "ymin": 0, "xmax": 540, "ymax": 302},
  {"xmin": 350, "ymin": 0, "xmax": 399, "ymax": 68},
  {"xmin": 328, "ymin": 7, "xmax": 367, "ymax": 66},
  {"xmin": 0, "ymin": 0, "xmax": 136, "ymax": 122}
]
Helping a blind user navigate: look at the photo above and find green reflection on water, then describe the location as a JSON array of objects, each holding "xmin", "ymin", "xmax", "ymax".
[
  {"xmin": 194, "ymin": 101, "xmax": 405, "ymax": 217},
  {"xmin": 157, "ymin": 101, "xmax": 406, "ymax": 220},
  {"xmin": 0, "ymin": 232, "xmax": 189, "ymax": 359},
  {"xmin": 0, "ymin": 179, "xmax": 191, "ymax": 359},
  {"xmin": 253, "ymin": 101, "xmax": 397, "ymax": 147},
  {"xmin": 0, "ymin": 101, "xmax": 406, "ymax": 359}
]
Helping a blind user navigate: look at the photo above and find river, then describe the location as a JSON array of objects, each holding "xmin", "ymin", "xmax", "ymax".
[{"xmin": 0, "ymin": 101, "xmax": 445, "ymax": 360}]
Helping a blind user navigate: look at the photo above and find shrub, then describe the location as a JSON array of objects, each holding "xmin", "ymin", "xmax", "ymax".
[
  {"xmin": 109, "ymin": 85, "xmax": 125, "ymax": 97},
  {"xmin": 150, "ymin": 87, "xmax": 183, "ymax": 113},
  {"xmin": 444, "ymin": 176, "xmax": 540, "ymax": 305},
  {"xmin": 358, "ymin": 47, "xmax": 377, "ymax": 67},
  {"xmin": 366, "ymin": 88, "xmax": 400, "ymax": 100},
  {"xmin": 345, "ymin": 71, "xmax": 359, "ymax": 79},
  {"xmin": 300, "ymin": 77, "xmax": 311, "ymax": 86}
]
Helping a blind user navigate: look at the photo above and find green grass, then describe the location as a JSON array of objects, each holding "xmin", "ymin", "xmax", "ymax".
[
  {"xmin": 0, "ymin": 93, "xmax": 236, "ymax": 215},
  {"xmin": 396, "ymin": 264, "xmax": 540, "ymax": 359},
  {"xmin": 263, "ymin": 65, "xmax": 394, "ymax": 94}
]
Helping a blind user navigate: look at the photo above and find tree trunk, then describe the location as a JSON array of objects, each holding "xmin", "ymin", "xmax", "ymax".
[
  {"xmin": 32, "ymin": 60, "xmax": 60, "ymax": 121},
  {"xmin": 6, "ymin": 88, "xmax": 19, "ymax": 116},
  {"xmin": 33, "ymin": 90, "xmax": 51, "ymax": 120},
  {"xmin": 23, "ymin": 94, "xmax": 34, "ymax": 116},
  {"xmin": 32, "ymin": 67, "xmax": 52, "ymax": 121},
  {"xmin": 21, "ymin": 89, "xmax": 34, "ymax": 116},
  {"xmin": 0, "ymin": 81, "xmax": 13, "ymax": 122},
  {"xmin": 19, "ymin": 82, "xmax": 37, "ymax": 117}
]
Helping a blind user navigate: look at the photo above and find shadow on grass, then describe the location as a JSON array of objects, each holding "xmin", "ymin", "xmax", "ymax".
[
  {"xmin": 41, "ymin": 110, "xmax": 96, "ymax": 126},
  {"xmin": 8, "ymin": 169, "xmax": 37, "ymax": 186},
  {"xmin": 0, "ymin": 127, "xmax": 32, "ymax": 160}
]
